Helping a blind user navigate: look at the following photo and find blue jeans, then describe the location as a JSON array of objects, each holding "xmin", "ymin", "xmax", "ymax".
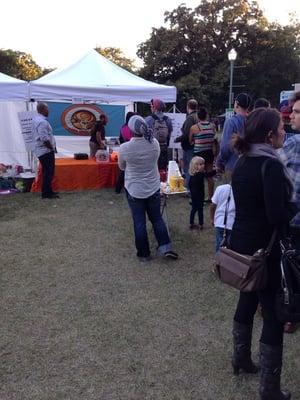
[
  {"xmin": 126, "ymin": 189, "xmax": 172, "ymax": 257},
  {"xmin": 215, "ymin": 227, "xmax": 232, "ymax": 252},
  {"xmin": 183, "ymin": 149, "xmax": 194, "ymax": 190}
]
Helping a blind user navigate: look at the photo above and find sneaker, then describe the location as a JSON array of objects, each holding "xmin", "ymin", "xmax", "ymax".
[{"xmin": 164, "ymin": 251, "xmax": 178, "ymax": 260}]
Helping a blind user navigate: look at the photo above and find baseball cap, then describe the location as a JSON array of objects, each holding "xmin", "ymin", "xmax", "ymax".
[{"xmin": 235, "ymin": 93, "xmax": 252, "ymax": 109}]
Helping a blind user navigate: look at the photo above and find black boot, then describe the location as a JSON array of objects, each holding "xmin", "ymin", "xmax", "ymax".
[
  {"xmin": 232, "ymin": 321, "xmax": 260, "ymax": 375},
  {"xmin": 259, "ymin": 342, "xmax": 291, "ymax": 400}
]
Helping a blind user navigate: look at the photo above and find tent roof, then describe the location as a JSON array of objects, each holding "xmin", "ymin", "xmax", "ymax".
[
  {"xmin": 0, "ymin": 72, "xmax": 28, "ymax": 101},
  {"xmin": 30, "ymin": 50, "xmax": 176, "ymax": 103}
]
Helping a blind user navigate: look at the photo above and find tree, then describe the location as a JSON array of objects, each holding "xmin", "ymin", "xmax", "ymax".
[
  {"xmin": 95, "ymin": 47, "xmax": 136, "ymax": 72},
  {"xmin": 137, "ymin": 0, "xmax": 300, "ymax": 113},
  {"xmin": 0, "ymin": 49, "xmax": 43, "ymax": 80}
]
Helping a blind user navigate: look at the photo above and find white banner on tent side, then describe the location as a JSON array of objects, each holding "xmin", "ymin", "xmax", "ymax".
[
  {"xmin": 165, "ymin": 112, "xmax": 186, "ymax": 149},
  {"xmin": 18, "ymin": 111, "xmax": 37, "ymax": 151}
]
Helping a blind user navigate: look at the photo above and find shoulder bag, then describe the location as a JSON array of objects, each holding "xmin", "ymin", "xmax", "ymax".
[{"xmin": 215, "ymin": 159, "xmax": 276, "ymax": 292}]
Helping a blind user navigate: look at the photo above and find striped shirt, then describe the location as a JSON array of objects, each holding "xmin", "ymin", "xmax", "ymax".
[{"xmin": 193, "ymin": 121, "xmax": 215, "ymax": 154}]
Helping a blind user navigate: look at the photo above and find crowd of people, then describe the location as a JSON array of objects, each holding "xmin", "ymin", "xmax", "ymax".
[{"xmin": 32, "ymin": 92, "xmax": 300, "ymax": 399}]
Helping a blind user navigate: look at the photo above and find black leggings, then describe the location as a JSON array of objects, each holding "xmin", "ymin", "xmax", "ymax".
[{"xmin": 234, "ymin": 289, "xmax": 284, "ymax": 345}]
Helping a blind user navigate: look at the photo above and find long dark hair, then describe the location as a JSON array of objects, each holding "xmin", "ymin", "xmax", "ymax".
[{"xmin": 232, "ymin": 108, "xmax": 281, "ymax": 153}]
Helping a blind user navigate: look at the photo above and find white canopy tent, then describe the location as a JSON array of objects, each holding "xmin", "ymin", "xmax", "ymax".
[
  {"xmin": 0, "ymin": 73, "xmax": 30, "ymax": 166},
  {"xmin": 29, "ymin": 50, "xmax": 177, "ymax": 103},
  {"xmin": 0, "ymin": 72, "xmax": 28, "ymax": 101}
]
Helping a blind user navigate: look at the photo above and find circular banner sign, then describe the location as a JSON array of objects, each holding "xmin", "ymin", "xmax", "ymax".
[{"xmin": 61, "ymin": 104, "xmax": 105, "ymax": 136}]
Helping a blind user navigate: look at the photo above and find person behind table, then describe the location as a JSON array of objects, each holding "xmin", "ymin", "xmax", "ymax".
[
  {"xmin": 115, "ymin": 111, "xmax": 136, "ymax": 194},
  {"xmin": 89, "ymin": 114, "xmax": 107, "ymax": 157},
  {"xmin": 32, "ymin": 102, "xmax": 58, "ymax": 199},
  {"xmin": 188, "ymin": 156, "xmax": 216, "ymax": 230},
  {"xmin": 210, "ymin": 184, "xmax": 235, "ymax": 252},
  {"xmin": 189, "ymin": 106, "xmax": 216, "ymax": 201},
  {"xmin": 228, "ymin": 108, "xmax": 294, "ymax": 399},
  {"xmin": 174, "ymin": 99, "xmax": 199, "ymax": 190},
  {"xmin": 145, "ymin": 98, "xmax": 173, "ymax": 171},
  {"xmin": 118, "ymin": 115, "xmax": 178, "ymax": 262}
]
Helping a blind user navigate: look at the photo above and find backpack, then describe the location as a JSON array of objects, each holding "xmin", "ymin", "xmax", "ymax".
[{"xmin": 152, "ymin": 114, "xmax": 170, "ymax": 146}]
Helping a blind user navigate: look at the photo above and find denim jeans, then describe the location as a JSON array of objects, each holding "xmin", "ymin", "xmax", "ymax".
[
  {"xmin": 126, "ymin": 189, "xmax": 172, "ymax": 257},
  {"xmin": 183, "ymin": 148, "xmax": 194, "ymax": 190},
  {"xmin": 38, "ymin": 151, "xmax": 55, "ymax": 197},
  {"xmin": 215, "ymin": 227, "xmax": 232, "ymax": 252}
]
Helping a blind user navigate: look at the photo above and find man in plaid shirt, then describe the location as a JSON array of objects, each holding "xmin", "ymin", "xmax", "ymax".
[
  {"xmin": 279, "ymin": 91, "xmax": 300, "ymax": 334},
  {"xmin": 280, "ymin": 91, "xmax": 300, "ymax": 246}
]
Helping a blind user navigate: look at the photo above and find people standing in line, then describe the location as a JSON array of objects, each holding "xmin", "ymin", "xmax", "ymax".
[
  {"xmin": 189, "ymin": 106, "xmax": 216, "ymax": 201},
  {"xmin": 145, "ymin": 99, "xmax": 173, "ymax": 171},
  {"xmin": 32, "ymin": 102, "xmax": 58, "ymax": 199},
  {"xmin": 118, "ymin": 115, "xmax": 178, "ymax": 262},
  {"xmin": 278, "ymin": 91, "xmax": 300, "ymax": 334},
  {"xmin": 216, "ymin": 93, "xmax": 251, "ymax": 177},
  {"xmin": 188, "ymin": 156, "xmax": 216, "ymax": 230},
  {"xmin": 115, "ymin": 111, "xmax": 136, "ymax": 194},
  {"xmin": 174, "ymin": 99, "xmax": 199, "ymax": 190},
  {"xmin": 228, "ymin": 108, "xmax": 294, "ymax": 400},
  {"xmin": 89, "ymin": 114, "xmax": 107, "ymax": 157},
  {"xmin": 210, "ymin": 184, "xmax": 235, "ymax": 252}
]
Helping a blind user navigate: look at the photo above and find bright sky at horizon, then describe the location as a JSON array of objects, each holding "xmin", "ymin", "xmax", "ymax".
[{"xmin": 1, "ymin": 0, "xmax": 300, "ymax": 70}]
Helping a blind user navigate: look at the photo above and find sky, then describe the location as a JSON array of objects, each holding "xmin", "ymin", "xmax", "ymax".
[{"xmin": 1, "ymin": 0, "xmax": 300, "ymax": 70}]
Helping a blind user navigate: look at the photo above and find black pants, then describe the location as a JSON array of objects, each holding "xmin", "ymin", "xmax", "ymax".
[
  {"xmin": 190, "ymin": 198, "xmax": 204, "ymax": 225},
  {"xmin": 39, "ymin": 151, "xmax": 55, "ymax": 197},
  {"xmin": 234, "ymin": 289, "xmax": 284, "ymax": 345},
  {"xmin": 158, "ymin": 146, "xmax": 168, "ymax": 170}
]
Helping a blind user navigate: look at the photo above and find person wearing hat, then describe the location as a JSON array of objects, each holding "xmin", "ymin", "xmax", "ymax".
[
  {"xmin": 118, "ymin": 115, "xmax": 178, "ymax": 262},
  {"xmin": 145, "ymin": 99, "xmax": 173, "ymax": 171},
  {"xmin": 216, "ymin": 93, "xmax": 251, "ymax": 176}
]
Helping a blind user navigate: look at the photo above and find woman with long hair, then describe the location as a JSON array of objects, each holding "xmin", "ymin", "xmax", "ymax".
[{"xmin": 229, "ymin": 108, "xmax": 295, "ymax": 399}]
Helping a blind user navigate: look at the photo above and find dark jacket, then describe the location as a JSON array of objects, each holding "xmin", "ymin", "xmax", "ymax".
[
  {"xmin": 189, "ymin": 170, "xmax": 216, "ymax": 201},
  {"xmin": 230, "ymin": 156, "xmax": 294, "ymax": 288},
  {"xmin": 175, "ymin": 111, "xmax": 198, "ymax": 151}
]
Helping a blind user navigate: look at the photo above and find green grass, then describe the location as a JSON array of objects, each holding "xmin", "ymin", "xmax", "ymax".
[{"xmin": 0, "ymin": 190, "xmax": 299, "ymax": 400}]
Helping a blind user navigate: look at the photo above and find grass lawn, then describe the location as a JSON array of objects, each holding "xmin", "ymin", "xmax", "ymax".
[{"xmin": 1, "ymin": 189, "xmax": 299, "ymax": 400}]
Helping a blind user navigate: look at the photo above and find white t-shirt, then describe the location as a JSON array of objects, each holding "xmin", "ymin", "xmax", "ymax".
[{"xmin": 211, "ymin": 184, "xmax": 236, "ymax": 229}]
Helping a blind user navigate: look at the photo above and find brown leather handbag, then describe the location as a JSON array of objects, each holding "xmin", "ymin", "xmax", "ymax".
[{"xmin": 215, "ymin": 231, "xmax": 276, "ymax": 292}]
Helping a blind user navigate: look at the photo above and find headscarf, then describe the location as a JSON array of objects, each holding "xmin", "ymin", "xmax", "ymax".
[{"xmin": 128, "ymin": 115, "xmax": 153, "ymax": 143}]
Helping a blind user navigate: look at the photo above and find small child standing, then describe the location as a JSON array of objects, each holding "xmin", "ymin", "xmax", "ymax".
[
  {"xmin": 210, "ymin": 184, "xmax": 236, "ymax": 251},
  {"xmin": 188, "ymin": 156, "xmax": 216, "ymax": 230}
]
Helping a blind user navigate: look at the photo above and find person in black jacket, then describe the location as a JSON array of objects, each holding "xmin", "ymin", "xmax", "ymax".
[
  {"xmin": 229, "ymin": 108, "xmax": 294, "ymax": 400},
  {"xmin": 174, "ymin": 99, "xmax": 198, "ymax": 189},
  {"xmin": 188, "ymin": 156, "xmax": 216, "ymax": 229}
]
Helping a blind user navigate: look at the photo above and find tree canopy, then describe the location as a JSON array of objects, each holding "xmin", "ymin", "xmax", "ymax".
[
  {"xmin": 137, "ymin": 0, "xmax": 300, "ymax": 113},
  {"xmin": 0, "ymin": 49, "xmax": 43, "ymax": 81},
  {"xmin": 95, "ymin": 47, "xmax": 136, "ymax": 72}
]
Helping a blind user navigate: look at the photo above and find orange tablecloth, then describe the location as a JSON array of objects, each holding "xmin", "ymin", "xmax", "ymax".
[{"xmin": 31, "ymin": 158, "xmax": 119, "ymax": 192}]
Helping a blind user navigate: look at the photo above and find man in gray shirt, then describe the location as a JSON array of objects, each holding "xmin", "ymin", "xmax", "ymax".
[{"xmin": 118, "ymin": 115, "xmax": 178, "ymax": 262}]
